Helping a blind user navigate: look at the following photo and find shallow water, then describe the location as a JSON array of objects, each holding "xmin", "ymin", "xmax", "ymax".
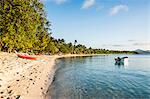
[{"xmin": 47, "ymin": 55, "xmax": 150, "ymax": 99}]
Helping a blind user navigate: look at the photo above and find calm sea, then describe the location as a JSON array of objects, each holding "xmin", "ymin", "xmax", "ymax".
[{"xmin": 46, "ymin": 55, "xmax": 150, "ymax": 99}]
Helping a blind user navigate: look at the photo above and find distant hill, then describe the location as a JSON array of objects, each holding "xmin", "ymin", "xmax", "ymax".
[{"xmin": 135, "ymin": 49, "xmax": 150, "ymax": 54}]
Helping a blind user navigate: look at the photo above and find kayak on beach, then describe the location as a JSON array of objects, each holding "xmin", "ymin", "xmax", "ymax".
[
  {"xmin": 17, "ymin": 54, "xmax": 37, "ymax": 60},
  {"xmin": 15, "ymin": 50, "xmax": 37, "ymax": 60}
]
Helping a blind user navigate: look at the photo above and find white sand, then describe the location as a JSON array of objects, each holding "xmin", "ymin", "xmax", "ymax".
[{"xmin": 0, "ymin": 52, "xmax": 99, "ymax": 99}]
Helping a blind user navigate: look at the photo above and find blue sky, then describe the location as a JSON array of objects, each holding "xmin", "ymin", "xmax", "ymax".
[{"xmin": 42, "ymin": 0, "xmax": 150, "ymax": 51}]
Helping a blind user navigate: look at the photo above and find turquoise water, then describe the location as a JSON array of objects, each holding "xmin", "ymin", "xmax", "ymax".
[{"xmin": 47, "ymin": 55, "xmax": 150, "ymax": 99}]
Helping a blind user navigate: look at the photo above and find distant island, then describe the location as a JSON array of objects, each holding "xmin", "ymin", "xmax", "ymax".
[{"xmin": 135, "ymin": 49, "xmax": 150, "ymax": 54}]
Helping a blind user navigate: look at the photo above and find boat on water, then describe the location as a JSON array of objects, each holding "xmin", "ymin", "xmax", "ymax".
[{"xmin": 115, "ymin": 57, "xmax": 128, "ymax": 65}]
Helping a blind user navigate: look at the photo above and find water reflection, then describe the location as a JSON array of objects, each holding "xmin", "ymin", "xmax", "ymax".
[
  {"xmin": 115, "ymin": 60, "xmax": 129, "ymax": 69},
  {"xmin": 115, "ymin": 62, "xmax": 124, "ymax": 66}
]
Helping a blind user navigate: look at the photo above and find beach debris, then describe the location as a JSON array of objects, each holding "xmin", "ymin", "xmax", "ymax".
[
  {"xmin": 0, "ymin": 52, "xmax": 55, "ymax": 98},
  {"xmin": 0, "ymin": 92, "xmax": 4, "ymax": 94},
  {"xmin": 8, "ymin": 90, "xmax": 12, "ymax": 94},
  {"xmin": 16, "ymin": 95, "xmax": 20, "ymax": 99},
  {"xmin": 29, "ymin": 79, "xmax": 33, "ymax": 81}
]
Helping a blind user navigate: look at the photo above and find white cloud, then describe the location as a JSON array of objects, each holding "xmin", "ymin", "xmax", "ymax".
[
  {"xmin": 82, "ymin": 0, "xmax": 95, "ymax": 9},
  {"xmin": 132, "ymin": 41, "xmax": 150, "ymax": 50},
  {"xmin": 103, "ymin": 44, "xmax": 125, "ymax": 47},
  {"xmin": 109, "ymin": 5, "xmax": 128, "ymax": 16},
  {"xmin": 133, "ymin": 42, "xmax": 150, "ymax": 46}
]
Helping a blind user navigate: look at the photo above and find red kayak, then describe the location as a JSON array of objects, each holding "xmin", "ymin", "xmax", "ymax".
[{"xmin": 17, "ymin": 54, "xmax": 37, "ymax": 60}]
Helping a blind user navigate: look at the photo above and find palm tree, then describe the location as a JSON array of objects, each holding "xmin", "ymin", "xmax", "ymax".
[
  {"xmin": 73, "ymin": 40, "xmax": 77, "ymax": 54},
  {"xmin": 74, "ymin": 40, "xmax": 77, "ymax": 45}
]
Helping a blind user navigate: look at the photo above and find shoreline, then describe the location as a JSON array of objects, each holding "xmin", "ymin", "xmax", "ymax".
[{"xmin": 0, "ymin": 52, "xmax": 100, "ymax": 99}]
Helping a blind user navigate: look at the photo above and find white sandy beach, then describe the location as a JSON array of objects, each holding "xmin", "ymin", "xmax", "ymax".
[{"xmin": 0, "ymin": 52, "xmax": 98, "ymax": 99}]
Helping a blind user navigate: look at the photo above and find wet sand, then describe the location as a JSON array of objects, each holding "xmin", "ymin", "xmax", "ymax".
[{"xmin": 0, "ymin": 52, "xmax": 99, "ymax": 99}]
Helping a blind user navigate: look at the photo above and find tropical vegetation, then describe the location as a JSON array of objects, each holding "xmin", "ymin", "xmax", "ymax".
[{"xmin": 0, "ymin": 0, "xmax": 138, "ymax": 55}]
